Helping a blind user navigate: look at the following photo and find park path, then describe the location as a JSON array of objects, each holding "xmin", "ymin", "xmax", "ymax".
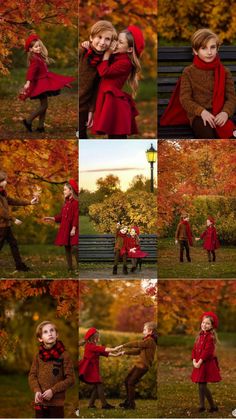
[{"xmin": 79, "ymin": 266, "xmax": 157, "ymax": 279}]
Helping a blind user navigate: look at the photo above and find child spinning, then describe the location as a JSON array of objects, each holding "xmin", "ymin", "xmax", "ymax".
[
  {"xmin": 191, "ymin": 312, "xmax": 221, "ymax": 412},
  {"xmin": 84, "ymin": 25, "xmax": 144, "ymax": 138},
  {"xmin": 79, "ymin": 327, "xmax": 120, "ymax": 409},
  {"xmin": 43, "ymin": 179, "xmax": 78, "ymax": 273},
  {"xmin": 160, "ymin": 28, "xmax": 236, "ymax": 139},
  {"xmin": 21, "ymin": 34, "xmax": 75, "ymax": 133}
]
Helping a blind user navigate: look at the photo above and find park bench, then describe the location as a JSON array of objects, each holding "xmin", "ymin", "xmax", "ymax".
[
  {"xmin": 79, "ymin": 234, "xmax": 157, "ymax": 267},
  {"xmin": 158, "ymin": 45, "xmax": 236, "ymax": 138}
]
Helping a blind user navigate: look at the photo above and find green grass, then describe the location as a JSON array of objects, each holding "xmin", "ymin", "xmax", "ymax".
[
  {"xmin": 0, "ymin": 374, "xmax": 78, "ymax": 418},
  {"xmin": 79, "ymin": 216, "xmax": 99, "ymax": 235},
  {"xmin": 158, "ymin": 238, "xmax": 236, "ymax": 278},
  {"xmin": 157, "ymin": 337, "xmax": 236, "ymax": 417},
  {"xmin": 79, "ymin": 399, "xmax": 157, "ymax": 418},
  {"xmin": 0, "ymin": 244, "xmax": 78, "ymax": 278}
]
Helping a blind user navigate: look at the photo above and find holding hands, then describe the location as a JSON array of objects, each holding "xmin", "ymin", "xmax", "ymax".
[{"xmin": 107, "ymin": 344, "xmax": 125, "ymax": 357}]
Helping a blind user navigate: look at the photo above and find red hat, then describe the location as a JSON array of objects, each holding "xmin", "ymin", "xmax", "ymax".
[
  {"xmin": 85, "ymin": 327, "xmax": 98, "ymax": 340},
  {"xmin": 131, "ymin": 226, "xmax": 140, "ymax": 235},
  {"xmin": 127, "ymin": 25, "xmax": 145, "ymax": 56},
  {"xmin": 200, "ymin": 312, "xmax": 219, "ymax": 329},
  {"xmin": 25, "ymin": 34, "xmax": 40, "ymax": 52},
  {"xmin": 69, "ymin": 178, "xmax": 78, "ymax": 195},
  {"xmin": 207, "ymin": 216, "xmax": 215, "ymax": 224}
]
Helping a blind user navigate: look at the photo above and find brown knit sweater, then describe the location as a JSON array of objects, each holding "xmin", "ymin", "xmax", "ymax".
[
  {"xmin": 0, "ymin": 193, "xmax": 30, "ymax": 228},
  {"xmin": 175, "ymin": 222, "xmax": 188, "ymax": 241},
  {"xmin": 122, "ymin": 336, "xmax": 157, "ymax": 369},
  {"xmin": 28, "ymin": 351, "xmax": 75, "ymax": 407},
  {"xmin": 180, "ymin": 64, "xmax": 236, "ymax": 124},
  {"xmin": 79, "ymin": 47, "xmax": 100, "ymax": 113}
]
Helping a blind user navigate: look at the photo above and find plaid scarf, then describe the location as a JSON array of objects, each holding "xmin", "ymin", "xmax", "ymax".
[
  {"xmin": 85, "ymin": 48, "xmax": 104, "ymax": 67},
  {"xmin": 39, "ymin": 340, "xmax": 65, "ymax": 362}
]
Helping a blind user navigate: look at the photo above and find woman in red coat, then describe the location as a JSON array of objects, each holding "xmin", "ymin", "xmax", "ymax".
[
  {"xmin": 91, "ymin": 26, "xmax": 144, "ymax": 138},
  {"xmin": 21, "ymin": 34, "xmax": 75, "ymax": 133},
  {"xmin": 43, "ymin": 179, "xmax": 78, "ymax": 272},
  {"xmin": 121, "ymin": 226, "xmax": 148, "ymax": 272},
  {"xmin": 191, "ymin": 311, "xmax": 221, "ymax": 413},
  {"xmin": 79, "ymin": 328, "xmax": 118, "ymax": 409},
  {"xmin": 196, "ymin": 216, "xmax": 220, "ymax": 262}
]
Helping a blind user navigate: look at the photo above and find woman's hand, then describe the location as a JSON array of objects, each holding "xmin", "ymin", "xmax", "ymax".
[
  {"xmin": 201, "ymin": 110, "xmax": 216, "ymax": 128},
  {"xmin": 215, "ymin": 111, "xmax": 228, "ymax": 126}
]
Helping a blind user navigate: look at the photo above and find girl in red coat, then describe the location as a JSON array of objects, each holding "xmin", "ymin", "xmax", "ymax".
[
  {"xmin": 196, "ymin": 216, "xmax": 220, "ymax": 262},
  {"xmin": 121, "ymin": 226, "xmax": 148, "ymax": 272},
  {"xmin": 79, "ymin": 327, "xmax": 119, "ymax": 409},
  {"xmin": 91, "ymin": 25, "xmax": 145, "ymax": 138},
  {"xmin": 191, "ymin": 311, "xmax": 221, "ymax": 413},
  {"xmin": 43, "ymin": 179, "xmax": 78, "ymax": 272},
  {"xmin": 21, "ymin": 34, "xmax": 75, "ymax": 133}
]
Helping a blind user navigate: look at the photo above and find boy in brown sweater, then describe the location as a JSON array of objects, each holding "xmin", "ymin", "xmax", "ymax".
[
  {"xmin": 113, "ymin": 222, "xmax": 128, "ymax": 275},
  {"xmin": 79, "ymin": 20, "xmax": 117, "ymax": 139},
  {"xmin": 175, "ymin": 212, "xmax": 194, "ymax": 262},
  {"xmin": 0, "ymin": 170, "xmax": 38, "ymax": 271},
  {"xmin": 114, "ymin": 321, "xmax": 157, "ymax": 409},
  {"xmin": 29, "ymin": 321, "xmax": 75, "ymax": 418}
]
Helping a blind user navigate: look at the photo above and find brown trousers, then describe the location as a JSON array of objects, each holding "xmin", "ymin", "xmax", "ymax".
[
  {"xmin": 79, "ymin": 111, "xmax": 89, "ymax": 139},
  {"xmin": 35, "ymin": 405, "xmax": 64, "ymax": 418},
  {"xmin": 192, "ymin": 116, "xmax": 216, "ymax": 139},
  {"xmin": 0, "ymin": 226, "xmax": 25, "ymax": 268},
  {"xmin": 124, "ymin": 366, "xmax": 148, "ymax": 407}
]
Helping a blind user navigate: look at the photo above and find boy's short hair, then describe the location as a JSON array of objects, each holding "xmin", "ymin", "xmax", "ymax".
[
  {"xmin": 90, "ymin": 20, "xmax": 117, "ymax": 41},
  {"xmin": 36, "ymin": 321, "xmax": 58, "ymax": 339},
  {"xmin": 144, "ymin": 321, "xmax": 157, "ymax": 331},
  {"xmin": 191, "ymin": 28, "xmax": 221, "ymax": 51}
]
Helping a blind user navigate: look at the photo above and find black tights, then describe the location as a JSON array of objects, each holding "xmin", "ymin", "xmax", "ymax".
[
  {"xmin": 108, "ymin": 134, "xmax": 127, "ymax": 139},
  {"xmin": 207, "ymin": 250, "xmax": 216, "ymax": 262},
  {"xmin": 89, "ymin": 383, "xmax": 107, "ymax": 407},
  {"xmin": 65, "ymin": 245, "xmax": 78, "ymax": 270},
  {"xmin": 198, "ymin": 382, "xmax": 216, "ymax": 409},
  {"xmin": 27, "ymin": 97, "xmax": 48, "ymax": 128}
]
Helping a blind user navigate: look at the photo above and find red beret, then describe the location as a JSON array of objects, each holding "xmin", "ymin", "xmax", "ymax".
[
  {"xmin": 25, "ymin": 34, "xmax": 39, "ymax": 52},
  {"xmin": 85, "ymin": 327, "xmax": 98, "ymax": 340},
  {"xmin": 207, "ymin": 216, "xmax": 215, "ymax": 224},
  {"xmin": 69, "ymin": 178, "xmax": 78, "ymax": 195},
  {"xmin": 127, "ymin": 25, "xmax": 145, "ymax": 56},
  {"xmin": 131, "ymin": 226, "xmax": 140, "ymax": 235},
  {"xmin": 201, "ymin": 312, "xmax": 219, "ymax": 329}
]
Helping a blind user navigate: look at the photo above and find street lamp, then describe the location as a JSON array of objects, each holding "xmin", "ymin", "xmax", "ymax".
[{"xmin": 146, "ymin": 143, "xmax": 157, "ymax": 193}]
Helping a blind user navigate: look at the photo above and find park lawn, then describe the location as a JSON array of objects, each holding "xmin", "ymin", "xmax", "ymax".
[
  {"xmin": 0, "ymin": 67, "xmax": 77, "ymax": 139},
  {"xmin": 79, "ymin": 399, "xmax": 157, "ymax": 418},
  {"xmin": 0, "ymin": 374, "xmax": 78, "ymax": 418},
  {"xmin": 157, "ymin": 334, "xmax": 236, "ymax": 418},
  {"xmin": 158, "ymin": 238, "xmax": 236, "ymax": 278},
  {"xmin": 79, "ymin": 216, "xmax": 99, "ymax": 235},
  {"xmin": 0, "ymin": 244, "xmax": 78, "ymax": 279}
]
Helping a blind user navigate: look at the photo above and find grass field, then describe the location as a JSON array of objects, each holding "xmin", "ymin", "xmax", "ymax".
[
  {"xmin": 158, "ymin": 238, "xmax": 236, "ymax": 278},
  {"xmin": 0, "ymin": 374, "xmax": 78, "ymax": 418},
  {"xmin": 157, "ymin": 334, "xmax": 236, "ymax": 418},
  {"xmin": 79, "ymin": 216, "xmax": 99, "ymax": 235},
  {"xmin": 79, "ymin": 399, "xmax": 157, "ymax": 418}
]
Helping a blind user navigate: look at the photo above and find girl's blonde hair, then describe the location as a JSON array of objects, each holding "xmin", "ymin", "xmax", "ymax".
[
  {"xmin": 196, "ymin": 315, "xmax": 220, "ymax": 344},
  {"xmin": 64, "ymin": 182, "xmax": 78, "ymax": 201},
  {"xmin": 120, "ymin": 30, "xmax": 141, "ymax": 97},
  {"xmin": 191, "ymin": 28, "xmax": 221, "ymax": 52},
  {"xmin": 27, "ymin": 39, "xmax": 54, "ymax": 66},
  {"xmin": 90, "ymin": 20, "xmax": 117, "ymax": 41}
]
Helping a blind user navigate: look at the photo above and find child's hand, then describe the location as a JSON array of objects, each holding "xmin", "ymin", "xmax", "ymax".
[
  {"xmin": 110, "ymin": 40, "xmax": 117, "ymax": 52},
  {"xmin": 195, "ymin": 237, "xmax": 200, "ymax": 241},
  {"xmin": 201, "ymin": 110, "xmax": 216, "ymax": 128},
  {"xmin": 70, "ymin": 226, "xmax": 76, "ymax": 236},
  {"xmin": 42, "ymin": 389, "xmax": 53, "ymax": 401},
  {"xmin": 86, "ymin": 111, "xmax": 93, "ymax": 128},
  {"xmin": 215, "ymin": 111, "xmax": 228, "ymax": 126},
  {"xmin": 110, "ymin": 351, "xmax": 124, "ymax": 357},
  {"xmin": 129, "ymin": 248, "xmax": 136, "ymax": 253},
  {"xmin": 43, "ymin": 216, "xmax": 55, "ymax": 222},
  {"xmin": 14, "ymin": 218, "xmax": 22, "ymax": 225},
  {"xmin": 24, "ymin": 81, "xmax": 30, "ymax": 90},
  {"xmin": 35, "ymin": 391, "xmax": 43, "ymax": 403},
  {"xmin": 175, "ymin": 239, "xmax": 178, "ymax": 245},
  {"xmin": 31, "ymin": 197, "xmax": 38, "ymax": 205},
  {"xmin": 114, "ymin": 344, "xmax": 123, "ymax": 351},
  {"xmin": 81, "ymin": 41, "xmax": 90, "ymax": 50}
]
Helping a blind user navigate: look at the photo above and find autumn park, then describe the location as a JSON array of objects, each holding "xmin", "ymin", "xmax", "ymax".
[
  {"xmin": 158, "ymin": 140, "xmax": 236, "ymax": 278},
  {"xmin": 79, "ymin": 279, "xmax": 157, "ymax": 418}
]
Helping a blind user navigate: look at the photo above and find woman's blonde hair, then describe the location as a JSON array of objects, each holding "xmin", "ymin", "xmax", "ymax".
[
  {"xmin": 191, "ymin": 28, "xmax": 221, "ymax": 52},
  {"xmin": 27, "ymin": 39, "xmax": 54, "ymax": 66},
  {"xmin": 120, "ymin": 30, "xmax": 142, "ymax": 97}
]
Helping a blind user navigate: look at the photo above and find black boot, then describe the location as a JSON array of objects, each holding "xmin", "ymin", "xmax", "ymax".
[
  {"xmin": 208, "ymin": 406, "xmax": 218, "ymax": 412},
  {"xmin": 22, "ymin": 119, "xmax": 32, "ymax": 132},
  {"xmin": 113, "ymin": 265, "xmax": 117, "ymax": 275},
  {"xmin": 102, "ymin": 403, "xmax": 115, "ymax": 409},
  {"xmin": 123, "ymin": 265, "xmax": 128, "ymax": 275},
  {"xmin": 131, "ymin": 266, "xmax": 136, "ymax": 273},
  {"xmin": 16, "ymin": 263, "xmax": 30, "ymax": 272},
  {"xmin": 36, "ymin": 127, "xmax": 45, "ymax": 133}
]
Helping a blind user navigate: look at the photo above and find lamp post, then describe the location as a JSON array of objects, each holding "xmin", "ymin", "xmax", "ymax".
[{"xmin": 145, "ymin": 143, "xmax": 157, "ymax": 193}]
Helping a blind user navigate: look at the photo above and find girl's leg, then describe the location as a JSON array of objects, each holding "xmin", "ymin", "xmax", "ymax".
[
  {"xmin": 212, "ymin": 250, "xmax": 216, "ymax": 262},
  {"xmin": 108, "ymin": 134, "xmax": 127, "ymax": 139},
  {"xmin": 198, "ymin": 383, "xmax": 206, "ymax": 410},
  {"xmin": 38, "ymin": 97, "xmax": 48, "ymax": 129},
  {"xmin": 192, "ymin": 117, "xmax": 216, "ymax": 139},
  {"xmin": 26, "ymin": 97, "xmax": 48, "ymax": 125},
  {"xmin": 72, "ymin": 245, "xmax": 78, "ymax": 269},
  {"xmin": 89, "ymin": 384, "xmax": 98, "ymax": 407},
  {"xmin": 65, "ymin": 245, "xmax": 73, "ymax": 271},
  {"xmin": 204, "ymin": 384, "xmax": 217, "ymax": 410},
  {"xmin": 207, "ymin": 250, "xmax": 212, "ymax": 262},
  {"xmin": 96, "ymin": 383, "xmax": 109, "ymax": 407}
]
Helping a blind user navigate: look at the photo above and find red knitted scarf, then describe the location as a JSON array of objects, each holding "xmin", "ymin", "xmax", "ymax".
[
  {"xmin": 85, "ymin": 48, "xmax": 104, "ymax": 67},
  {"xmin": 39, "ymin": 340, "xmax": 65, "ymax": 362},
  {"xmin": 160, "ymin": 55, "xmax": 235, "ymax": 138}
]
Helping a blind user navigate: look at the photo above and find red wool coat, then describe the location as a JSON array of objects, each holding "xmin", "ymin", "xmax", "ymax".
[
  {"xmin": 120, "ymin": 236, "xmax": 148, "ymax": 258},
  {"xmin": 200, "ymin": 226, "xmax": 220, "ymax": 251},
  {"xmin": 191, "ymin": 331, "xmax": 221, "ymax": 383},
  {"xmin": 54, "ymin": 197, "xmax": 78, "ymax": 246},
  {"xmin": 26, "ymin": 53, "xmax": 74, "ymax": 99},
  {"xmin": 79, "ymin": 342, "xmax": 108, "ymax": 384},
  {"xmin": 92, "ymin": 53, "xmax": 138, "ymax": 135}
]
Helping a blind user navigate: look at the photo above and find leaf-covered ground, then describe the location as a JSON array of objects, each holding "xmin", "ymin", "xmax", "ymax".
[
  {"xmin": 157, "ymin": 336, "xmax": 236, "ymax": 418},
  {"xmin": 79, "ymin": 399, "xmax": 157, "ymax": 418},
  {"xmin": 79, "ymin": 263, "xmax": 157, "ymax": 279},
  {"xmin": 0, "ymin": 374, "xmax": 78, "ymax": 418},
  {"xmin": 158, "ymin": 238, "xmax": 236, "ymax": 278}
]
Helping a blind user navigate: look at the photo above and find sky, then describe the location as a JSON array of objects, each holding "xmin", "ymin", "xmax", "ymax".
[{"xmin": 79, "ymin": 140, "xmax": 157, "ymax": 191}]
